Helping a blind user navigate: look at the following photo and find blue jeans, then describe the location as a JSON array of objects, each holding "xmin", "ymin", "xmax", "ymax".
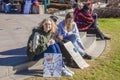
[
  {"xmin": 33, "ymin": 43, "xmax": 65, "ymax": 66},
  {"xmin": 92, "ymin": 13, "xmax": 98, "ymax": 28},
  {"xmin": 64, "ymin": 34, "xmax": 86, "ymax": 56},
  {"xmin": 2, "ymin": 3, "xmax": 11, "ymax": 13}
]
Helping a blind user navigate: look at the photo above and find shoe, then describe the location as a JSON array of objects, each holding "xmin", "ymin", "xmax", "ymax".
[
  {"xmin": 83, "ymin": 54, "xmax": 92, "ymax": 60},
  {"xmin": 104, "ymin": 36, "xmax": 111, "ymax": 40},
  {"xmin": 62, "ymin": 67, "xmax": 73, "ymax": 77},
  {"xmin": 64, "ymin": 66, "xmax": 74, "ymax": 75}
]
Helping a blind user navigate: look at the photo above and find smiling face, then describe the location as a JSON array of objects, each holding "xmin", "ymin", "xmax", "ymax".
[{"xmin": 43, "ymin": 20, "xmax": 52, "ymax": 33}]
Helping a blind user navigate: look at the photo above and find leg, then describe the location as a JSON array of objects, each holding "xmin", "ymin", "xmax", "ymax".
[
  {"xmin": 53, "ymin": 43, "xmax": 61, "ymax": 53},
  {"xmin": 92, "ymin": 13, "xmax": 98, "ymax": 28},
  {"xmin": 64, "ymin": 34, "xmax": 77, "ymax": 43},
  {"xmin": 33, "ymin": 52, "xmax": 44, "ymax": 61},
  {"xmin": 64, "ymin": 34, "xmax": 84, "ymax": 48},
  {"xmin": 95, "ymin": 27, "xmax": 111, "ymax": 40},
  {"xmin": 64, "ymin": 34, "xmax": 92, "ymax": 59},
  {"xmin": 92, "ymin": 13, "xmax": 111, "ymax": 40},
  {"xmin": 33, "ymin": 44, "xmax": 59, "ymax": 61},
  {"xmin": 45, "ymin": 43, "xmax": 74, "ymax": 76},
  {"xmin": 64, "ymin": 34, "xmax": 86, "ymax": 56},
  {"xmin": 95, "ymin": 27, "xmax": 105, "ymax": 40}
]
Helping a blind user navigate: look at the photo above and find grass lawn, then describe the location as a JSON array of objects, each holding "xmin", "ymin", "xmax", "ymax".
[{"xmin": 24, "ymin": 18, "xmax": 120, "ymax": 80}]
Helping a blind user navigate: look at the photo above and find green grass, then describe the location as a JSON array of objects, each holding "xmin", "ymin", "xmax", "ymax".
[{"xmin": 24, "ymin": 18, "xmax": 120, "ymax": 80}]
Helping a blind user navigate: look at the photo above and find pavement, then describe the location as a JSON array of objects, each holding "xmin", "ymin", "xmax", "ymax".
[
  {"xmin": 0, "ymin": 13, "xmax": 106, "ymax": 80},
  {"xmin": 0, "ymin": 14, "xmax": 51, "ymax": 80}
]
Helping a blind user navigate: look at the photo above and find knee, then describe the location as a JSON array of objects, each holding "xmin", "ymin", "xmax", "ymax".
[
  {"xmin": 93, "ymin": 13, "xmax": 98, "ymax": 19},
  {"xmin": 70, "ymin": 34, "xmax": 78, "ymax": 42},
  {"xmin": 70, "ymin": 34, "xmax": 77, "ymax": 39}
]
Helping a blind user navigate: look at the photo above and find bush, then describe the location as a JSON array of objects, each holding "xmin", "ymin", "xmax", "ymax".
[{"xmin": 94, "ymin": 7, "xmax": 120, "ymax": 18}]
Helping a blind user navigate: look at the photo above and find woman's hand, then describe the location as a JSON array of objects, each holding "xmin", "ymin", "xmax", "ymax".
[
  {"xmin": 68, "ymin": 31, "xmax": 73, "ymax": 35},
  {"xmin": 58, "ymin": 36, "xmax": 63, "ymax": 40},
  {"xmin": 48, "ymin": 39, "xmax": 55, "ymax": 45}
]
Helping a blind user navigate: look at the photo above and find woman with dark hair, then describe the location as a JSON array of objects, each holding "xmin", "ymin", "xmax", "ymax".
[
  {"xmin": 2, "ymin": 0, "xmax": 11, "ymax": 13},
  {"xmin": 74, "ymin": 2, "xmax": 111, "ymax": 40},
  {"xmin": 57, "ymin": 12, "xmax": 92, "ymax": 60}
]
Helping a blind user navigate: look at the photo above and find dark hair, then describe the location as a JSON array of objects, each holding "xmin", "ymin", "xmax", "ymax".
[
  {"xmin": 64, "ymin": 12, "xmax": 74, "ymax": 31},
  {"xmin": 83, "ymin": 2, "xmax": 91, "ymax": 10},
  {"xmin": 50, "ymin": 15, "xmax": 58, "ymax": 22},
  {"xmin": 65, "ymin": 12, "xmax": 74, "ymax": 20}
]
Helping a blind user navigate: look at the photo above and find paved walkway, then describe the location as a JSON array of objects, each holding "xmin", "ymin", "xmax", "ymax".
[
  {"xmin": 0, "ymin": 13, "xmax": 106, "ymax": 80},
  {"xmin": 0, "ymin": 14, "xmax": 51, "ymax": 80}
]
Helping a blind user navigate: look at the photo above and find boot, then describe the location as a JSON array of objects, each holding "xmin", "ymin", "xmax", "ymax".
[
  {"xmin": 104, "ymin": 36, "xmax": 111, "ymax": 40},
  {"xmin": 95, "ymin": 27, "xmax": 111, "ymax": 40},
  {"xmin": 83, "ymin": 53, "xmax": 92, "ymax": 60}
]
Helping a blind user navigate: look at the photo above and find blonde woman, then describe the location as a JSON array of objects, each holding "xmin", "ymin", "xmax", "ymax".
[
  {"xmin": 26, "ymin": 18, "xmax": 74, "ymax": 76},
  {"xmin": 58, "ymin": 12, "xmax": 92, "ymax": 60}
]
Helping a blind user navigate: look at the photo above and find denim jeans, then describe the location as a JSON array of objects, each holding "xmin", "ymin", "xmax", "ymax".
[
  {"xmin": 92, "ymin": 13, "xmax": 98, "ymax": 28},
  {"xmin": 64, "ymin": 34, "xmax": 86, "ymax": 56},
  {"xmin": 33, "ymin": 43, "xmax": 65, "ymax": 66}
]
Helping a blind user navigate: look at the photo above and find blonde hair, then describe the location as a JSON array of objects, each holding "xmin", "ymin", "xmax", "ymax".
[
  {"xmin": 64, "ymin": 12, "xmax": 74, "ymax": 31},
  {"xmin": 37, "ymin": 18, "xmax": 57, "ymax": 33}
]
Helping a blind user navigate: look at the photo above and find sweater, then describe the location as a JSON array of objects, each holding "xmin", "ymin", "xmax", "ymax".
[
  {"xmin": 74, "ymin": 9, "xmax": 94, "ymax": 31},
  {"xmin": 57, "ymin": 20, "xmax": 85, "ymax": 49},
  {"xmin": 27, "ymin": 29, "xmax": 52, "ymax": 60}
]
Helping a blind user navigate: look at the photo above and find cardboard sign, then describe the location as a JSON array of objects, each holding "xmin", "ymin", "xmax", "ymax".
[
  {"xmin": 43, "ymin": 53, "xmax": 62, "ymax": 77},
  {"xmin": 64, "ymin": 41, "xmax": 89, "ymax": 69}
]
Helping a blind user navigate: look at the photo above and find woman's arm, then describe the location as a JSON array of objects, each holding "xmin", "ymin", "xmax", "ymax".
[{"xmin": 57, "ymin": 21, "xmax": 69, "ymax": 38}]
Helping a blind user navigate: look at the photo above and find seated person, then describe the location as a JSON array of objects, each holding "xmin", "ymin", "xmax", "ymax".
[
  {"xmin": 50, "ymin": 15, "xmax": 58, "ymax": 23},
  {"xmin": 74, "ymin": 2, "xmax": 111, "ymax": 40},
  {"xmin": 57, "ymin": 12, "xmax": 92, "ymax": 60},
  {"xmin": 73, "ymin": 2, "xmax": 83, "ymax": 19},
  {"xmin": 26, "ymin": 18, "xmax": 74, "ymax": 76},
  {"xmin": 2, "ymin": 0, "xmax": 11, "ymax": 13}
]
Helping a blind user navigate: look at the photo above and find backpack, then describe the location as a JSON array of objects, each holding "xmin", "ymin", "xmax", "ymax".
[{"xmin": 26, "ymin": 28, "xmax": 39, "ymax": 60}]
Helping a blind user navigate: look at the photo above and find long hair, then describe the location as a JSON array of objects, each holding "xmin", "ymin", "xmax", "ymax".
[
  {"xmin": 37, "ymin": 18, "xmax": 57, "ymax": 33},
  {"xmin": 64, "ymin": 12, "xmax": 74, "ymax": 31}
]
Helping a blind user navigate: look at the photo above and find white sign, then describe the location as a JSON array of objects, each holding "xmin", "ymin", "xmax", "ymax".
[
  {"xmin": 64, "ymin": 41, "xmax": 89, "ymax": 69},
  {"xmin": 43, "ymin": 53, "xmax": 62, "ymax": 77}
]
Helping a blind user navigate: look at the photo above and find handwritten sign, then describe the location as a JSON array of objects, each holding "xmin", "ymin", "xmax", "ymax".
[
  {"xmin": 64, "ymin": 41, "xmax": 89, "ymax": 69},
  {"xmin": 43, "ymin": 53, "xmax": 62, "ymax": 77}
]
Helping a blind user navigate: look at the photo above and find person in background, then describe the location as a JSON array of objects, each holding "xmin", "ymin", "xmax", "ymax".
[
  {"xmin": 26, "ymin": 18, "xmax": 74, "ymax": 76},
  {"xmin": 73, "ymin": 2, "xmax": 83, "ymax": 19},
  {"xmin": 74, "ymin": 2, "xmax": 111, "ymax": 40},
  {"xmin": 19, "ymin": 0, "xmax": 25, "ymax": 13},
  {"xmin": 2, "ymin": 0, "xmax": 11, "ymax": 13},
  {"xmin": 50, "ymin": 15, "xmax": 58, "ymax": 24},
  {"xmin": 75, "ymin": 0, "xmax": 78, "ymax": 3},
  {"xmin": 57, "ymin": 12, "xmax": 92, "ymax": 60},
  {"xmin": 70, "ymin": 0, "xmax": 75, "ymax": 8}
]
